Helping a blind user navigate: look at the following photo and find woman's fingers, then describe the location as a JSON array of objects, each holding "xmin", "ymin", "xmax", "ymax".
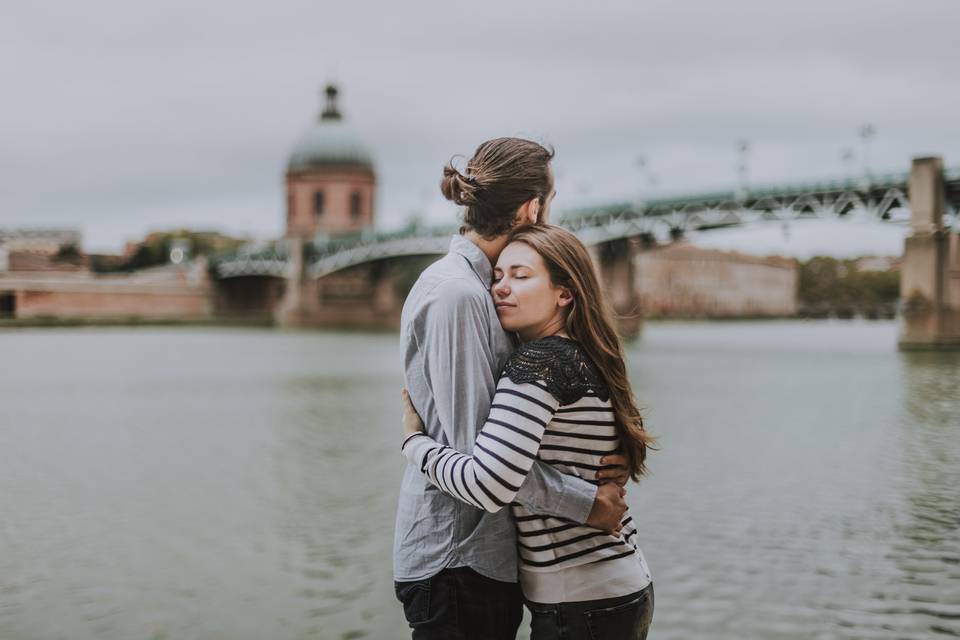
[
  {"xmin": 400, "ymin": 388, "xmax": 426, "ymax": 436},
  {"xmin": 401, "ymin": 389, "xmax": 415, "ymax": 412}
]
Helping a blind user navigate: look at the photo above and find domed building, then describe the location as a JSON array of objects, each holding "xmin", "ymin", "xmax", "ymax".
[{"xmin": 285, "ymin": 85, "xmax": 376, "ymax": 239}]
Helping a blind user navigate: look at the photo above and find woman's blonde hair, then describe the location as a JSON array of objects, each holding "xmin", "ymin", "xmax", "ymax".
[{"xmin": 508, "ymin": 224, "xmax": 656, "ymax": 479}]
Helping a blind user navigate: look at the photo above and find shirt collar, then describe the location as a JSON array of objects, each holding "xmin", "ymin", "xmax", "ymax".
[{"xmin": 449, "ymin": 234, "xmax": 494, "ymax": 285}]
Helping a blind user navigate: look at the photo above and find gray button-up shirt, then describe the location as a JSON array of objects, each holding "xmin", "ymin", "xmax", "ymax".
[{"xmin": 394, "ymin": 234, "xmax": 598, "ymax": 583}]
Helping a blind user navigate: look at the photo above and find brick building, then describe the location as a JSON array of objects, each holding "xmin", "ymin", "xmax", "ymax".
[
  {"xmin": 284, "ymin": 85, "xmax": 376, "ymax": 239},
  {"xmin": 635, "ymin": 243, "xmax": 798, "ymax": 318}
]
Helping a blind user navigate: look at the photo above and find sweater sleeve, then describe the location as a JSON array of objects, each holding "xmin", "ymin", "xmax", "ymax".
[{"xmin": 402, "ymin": 376, "xmax": 559, "ymax": 512}]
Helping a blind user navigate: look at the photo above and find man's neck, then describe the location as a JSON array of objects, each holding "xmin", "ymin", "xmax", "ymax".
[{"xmin": 463, "ymin": 230, "xmax": 510, "ymax": 266}]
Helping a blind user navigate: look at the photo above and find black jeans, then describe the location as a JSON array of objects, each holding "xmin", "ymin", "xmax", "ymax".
[
  {"xmin": 395, "ymin": 566, "xmax": 524, "ymax": 640},
  {"xmin": 526, "ymin": 583, "xmax": 654, "ymax": 640}
]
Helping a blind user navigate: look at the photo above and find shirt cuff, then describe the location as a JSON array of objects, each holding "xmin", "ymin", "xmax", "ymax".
[
  {"xmin": 556, "ymin": 477, "xmax": 598, "ymax": 524},
  {"xmin": 401, "ymin": 432, "xmax": 428, "ymax": 452}
]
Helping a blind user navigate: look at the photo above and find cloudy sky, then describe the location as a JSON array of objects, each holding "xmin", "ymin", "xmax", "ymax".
[{"xmin": 2, "ymin": 0, "xmax": 957, "ymax": 255}]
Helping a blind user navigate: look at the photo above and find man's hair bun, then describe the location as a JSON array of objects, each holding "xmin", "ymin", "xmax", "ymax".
[
  {"xmin": 439, "ymin": 137, "xmax": 554, "ymax": 239},
  {"xmin": 440, "ymin": 164, "xmax": 481, "ymax": 206}
]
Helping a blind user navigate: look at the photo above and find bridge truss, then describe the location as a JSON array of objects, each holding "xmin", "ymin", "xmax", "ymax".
[{"xmin": 213, "ymin": 167, "xmax": 960, "ymax": 279}]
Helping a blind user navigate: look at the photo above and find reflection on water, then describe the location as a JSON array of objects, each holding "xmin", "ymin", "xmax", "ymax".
[
  {"xmin": 0, "ymin": 322, "xmax": 957, "ymax": 639},
  {"xmin": 884, "ymin": 352, "xmax": 960, "ymax": 639}
]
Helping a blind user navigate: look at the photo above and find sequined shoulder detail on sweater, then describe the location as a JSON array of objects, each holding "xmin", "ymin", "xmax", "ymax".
[{"xmin": 502, "ymin": 336, "xmax": 609, "ymax": 405}]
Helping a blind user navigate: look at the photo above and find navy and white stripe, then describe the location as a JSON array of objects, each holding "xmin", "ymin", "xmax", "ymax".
[
  {"xmin": 404, "ymin": 377, "xmax": 557, "ymax": 512},
  {"xmin": 403, "ymin": 375, "xmax": 644, "ymax": 572}
]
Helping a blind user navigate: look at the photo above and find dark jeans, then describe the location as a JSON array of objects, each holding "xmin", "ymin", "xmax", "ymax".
[
  {"xmin": 395, "ymin": 566, "xmax": 523, "ymax": 640},
  {"xmin": 526, "ymin": 583, "xmax": 654, "ymax": 640}
]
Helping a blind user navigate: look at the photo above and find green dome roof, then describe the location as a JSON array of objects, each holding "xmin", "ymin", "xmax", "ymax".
[{"xmin": 287, "ymin": 85, "xmax": 374, "ymax": 172}]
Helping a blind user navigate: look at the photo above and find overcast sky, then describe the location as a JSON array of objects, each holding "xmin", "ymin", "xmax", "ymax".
[{"xmin": 2, "ymin": 0, "xmax": 957, "ymax": 255}]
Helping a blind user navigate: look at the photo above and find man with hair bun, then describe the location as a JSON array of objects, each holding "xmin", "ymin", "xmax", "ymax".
[{"xmin": 394, "ymin": 137, "xmax": 631, "ymax": 639}]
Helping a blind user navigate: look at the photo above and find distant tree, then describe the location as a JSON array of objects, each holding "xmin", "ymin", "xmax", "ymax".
[
  {"xmin": 54, "ymin": 244, "xmax": 81, "ymax": 260},
  {"xmin": 53, "ymin": 244, "xmax": 82, "ymax": 263},
  {"xmin": 126, "ymin": 242, "xmax": 165, "ymax": 270},
  {"xmin": 91, "ymin": 230, "xmax": 249, "ymax": 273},
  {"xmin": 798, "ymin": 256, "xmax": 899, "ymax": 316}
]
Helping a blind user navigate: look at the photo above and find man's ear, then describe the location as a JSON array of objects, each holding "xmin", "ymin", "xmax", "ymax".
[{"xmin": 515, "ymin": 197, "xmax": 541, "ymax": 226}]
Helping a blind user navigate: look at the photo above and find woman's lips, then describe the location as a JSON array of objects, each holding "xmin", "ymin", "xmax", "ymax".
[{"xmin": 495, "ymin": 302, "xmax": 515, "ymax": 311}]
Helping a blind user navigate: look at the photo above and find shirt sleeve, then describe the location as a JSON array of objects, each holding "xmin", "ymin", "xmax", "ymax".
[
  {"xmin": 516, "ymin": 457, "xmax": 597, "ymax": 524},
  {"xmin": 408, "ymin": 279, "xmax": 597, "ymax": 523},
  {"xmin": 403, "ymin": 376, "xmax": 560, "ymax": 512},
  {"xmin": 413, "ymin": 279, "xmax": 500, "ymax": 455}
]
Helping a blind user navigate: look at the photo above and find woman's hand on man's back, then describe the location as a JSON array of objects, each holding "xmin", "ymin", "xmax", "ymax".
[{"xmin": 401, "ymin": 389, "xmax": 426, "ymax": 442}]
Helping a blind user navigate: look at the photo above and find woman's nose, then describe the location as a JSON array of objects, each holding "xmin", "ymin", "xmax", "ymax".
[{"xmin": 493, "ymin": 280, "xmax": 509, "ymax": 296}]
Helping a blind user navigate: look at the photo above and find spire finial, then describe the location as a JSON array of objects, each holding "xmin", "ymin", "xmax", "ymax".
[{"xmin": 320, "ymin": 84, "xmax": 341, "ymax": 120}]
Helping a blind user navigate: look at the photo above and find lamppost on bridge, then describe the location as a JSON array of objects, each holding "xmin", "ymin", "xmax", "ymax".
[
  {"xmin": 735, "ymin": 139, "xmax": 750, "ymax": 201},
  {"xmin": 635, "ymin": 154, "xmax": 658, "ymax": 210},
  {"xmin": 858, "ymin": 123, "xmax": 876, "ymax": 186},
  {"xmin": 840, "ymin": 147, "xmax": 856, "ymax": 184}
]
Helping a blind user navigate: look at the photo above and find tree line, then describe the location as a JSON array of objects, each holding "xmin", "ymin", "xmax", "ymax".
[
  {"xmin": 797, "ymin": 256, "xmax": 899, "ymax": 318},
  {"xmin": 89, "ymin": 230, "xmax": 247, "ymax": 273}
]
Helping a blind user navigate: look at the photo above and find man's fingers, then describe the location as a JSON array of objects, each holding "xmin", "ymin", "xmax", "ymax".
[
  {"xmin": 589, "ymin": 482, "xmax": 631, "ymax": 534},
  {"xmin": 595, "ymin": 468, "xmax": 628, "ymax": 480},
  {"xmin": 597, "ymin": 456, "xmax": 631, "ymax": 485}
]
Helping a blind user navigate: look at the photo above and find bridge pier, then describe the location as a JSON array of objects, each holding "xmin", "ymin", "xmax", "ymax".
[
  {"xmin": 899, "ymin": 157, "xmax": 960, "ymax": 349},
  {"xmin": 593, "ymin": 238, "xmax": 643, "ymax": 339},
  {"xmin": 276, "ymin": 237, "xmax": 320, "ymax": 327},
  {"xmin": 273, "ymin": 238, "xmax": 411, "ymax": 329}
]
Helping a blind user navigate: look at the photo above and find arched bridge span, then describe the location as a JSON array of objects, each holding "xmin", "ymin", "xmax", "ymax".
[{"xmin": 213, "ymin": 167, "xmax": 960, "ymax": 279}]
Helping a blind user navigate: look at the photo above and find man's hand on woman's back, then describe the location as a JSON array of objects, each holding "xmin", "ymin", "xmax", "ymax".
[
  {"xmin": 595, "ymin": 453, "xmax": 630, "ymax": 486},
  {"xmin": 586, "ymin": 483, "xmax": 628, "ymax": 534}
]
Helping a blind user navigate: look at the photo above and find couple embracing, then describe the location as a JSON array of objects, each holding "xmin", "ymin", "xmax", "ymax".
[{"xmin": 394, "ymin": 137, "xmax": 656, "ymax": 640}]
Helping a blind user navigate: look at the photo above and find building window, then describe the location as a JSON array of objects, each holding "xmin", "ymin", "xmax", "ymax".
[
  {"xmin": 350, "ymin": 192, "xmax": 362, "ymax": 219},
  {"xmin": 314, "ymin": 191, "xmax": 325, "ymax": 216}
]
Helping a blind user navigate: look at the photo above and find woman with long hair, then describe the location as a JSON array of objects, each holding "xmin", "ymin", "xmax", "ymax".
[{"xmin": 401, "ymin": 223, "xmax": 656, "ymax": 639}]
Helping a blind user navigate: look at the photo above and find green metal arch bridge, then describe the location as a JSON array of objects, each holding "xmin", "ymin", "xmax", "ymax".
[{"xmin": 212, "ymin": 167, "xmax": 960, "ymax": 280}]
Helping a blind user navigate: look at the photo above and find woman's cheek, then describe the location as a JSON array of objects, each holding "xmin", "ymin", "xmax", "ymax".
[{"xmin": 499, "ymin": 310, "xmax": 519, "ymax": 331}]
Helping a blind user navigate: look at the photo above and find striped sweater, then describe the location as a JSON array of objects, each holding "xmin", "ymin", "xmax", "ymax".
[{"xmin": 402, "ymin": 335, "xmax": 643, "ymax": 573}]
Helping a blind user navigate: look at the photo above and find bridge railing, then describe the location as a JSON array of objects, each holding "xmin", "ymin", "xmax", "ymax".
[
  {"xmin": 210, "ymin": 241, "xmax": 290, "ymax": 279},
  {"xmin": 213, "ymin": 166, "xmax": 960, "ymax": 279},
  {"xmin": 307, "ymin": 224, "xmax": 458, "ymax": 261}
]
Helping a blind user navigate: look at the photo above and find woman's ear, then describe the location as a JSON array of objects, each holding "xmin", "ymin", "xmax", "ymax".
[{"xmin": 557, "ymin": 287, "xmax": 574, "ymax": 308}]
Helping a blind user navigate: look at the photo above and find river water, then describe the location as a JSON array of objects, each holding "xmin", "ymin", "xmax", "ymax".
[{"xmin": 1, "ymin": 321, "xmax": 958, "ymax": 640}]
